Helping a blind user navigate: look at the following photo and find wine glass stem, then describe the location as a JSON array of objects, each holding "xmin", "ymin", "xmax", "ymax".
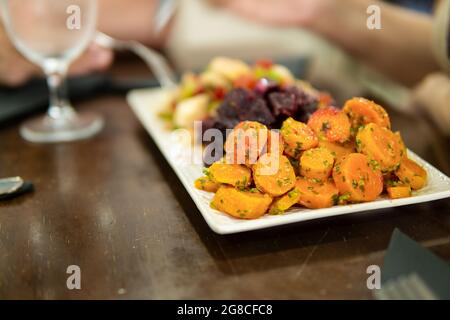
[{"xmin": 44, "ymin": 61, "xmax": 75, "ymax": 122}]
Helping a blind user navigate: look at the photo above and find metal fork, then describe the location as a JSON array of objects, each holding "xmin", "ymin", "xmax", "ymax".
[
  {"xmin": 94, "ymin": 32, "xmax": 177, "ymax": 89},
  {"xmin": 374, "ymin": 273, "xmax": 438, "ymax": 300}
]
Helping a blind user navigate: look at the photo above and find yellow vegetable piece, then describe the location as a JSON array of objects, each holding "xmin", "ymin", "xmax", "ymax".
[
  {"xmin": 356, "ymin": 123, "xmax": 404, "ymax": 172},
  {"xmin": 253, "ymin": 153, "xmax": 296, "ymax": 197},
  {"xmin": 208, "ymin": 161, "xmax": 252, "ymax": 189},
  {"xmin": 194, "ymin": 176, "xmax": 221, "ymax": 193},
  {"xmin": 211, "ymin": 186, "xmax": 273, "ymax": 219},
  {"xmin": 395, "ymin": 157, "xmax": 427, "ymax": 190},
  {"xmin": 387, "ymin": 185, "xmax": 412, "ymax": 199},
  {"xmin": 268, "ymin": 189, "xmax": 301, "ymax": 215},
  {"xmin": 281, "ymin": 117, "xmax": 318, "ymax": 158},
  {"xmin": 208, "ymin": 57, "xmax": 251, "ymax": 81}
]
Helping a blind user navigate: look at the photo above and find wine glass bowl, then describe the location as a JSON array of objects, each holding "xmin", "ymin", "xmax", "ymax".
[{"xmin": 1, "ymin": 0, "xmax": 103, "ymax": 143}]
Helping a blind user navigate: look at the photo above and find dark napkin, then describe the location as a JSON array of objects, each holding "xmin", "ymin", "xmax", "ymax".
[
  {"xmin": 382, "ymin": 228, "xmax": 450, "ymax": 299},
  {"xmin": 0, "ymin": 74, "xmax": 160, "ymax": 124}
]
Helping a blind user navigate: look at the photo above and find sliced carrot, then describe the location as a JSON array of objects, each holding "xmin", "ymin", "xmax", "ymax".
[
  {"xmin": 286, "ymin": 156, "xmax": 300, "ymax": 176},
  {"xmin": 318, "ymin": 140, "xmax": 356, "ymax": 161},
  {"xmin": 266, "ymin": 130, "xmax": 284, "ymax": 155},
  {"xmin": 253, "ymin": 153, "xmax": 296, "ymax": 197},
  {"xmin": 395, "ymin": 157, "xmax": 427, "ymax": 190},
  {"xmin": 224, "ymin": 121, "xmax": 269, "ymax": 166},
  {"xmin": 356, "ymin": 123, "xmax": 404, "ymax": 172},
  {"xmin": 307, "ymin": 107, "xmax": 351, "ymax": 143},
  {"xmin": 332, "ymin": 153, "xmax": 383, "ymax": 202},
  {"xmin": 194, "ymin": 176, "xmax": 221, "ymax": 192},
  {"xmin": 300, "ymin": 147, "xmax": 336, "ymax": 181},
  {"xmin": 268, "ymin": 189, "xmax": 301, "ymax": 215},
  {"xmin": 281, "ymin": 117, "xmax": 318, "ymax": 158},
  {"xmin": 383, "ymin": 172, "xmax": 400, "ymax": 190},
  {"xmin": 395, "ymin": 131, "xmax": 407, "ymax": 160},
  {"xmin": 387, "ymin": 185, "xmax": 412, "ymax": 199},
  {"xmin": 211, "ymin": 186, "xmax": 273, "ymax": 219},
  {"xmin": 296, "ymin": 178, "xmax": 339, "ymax": 209},
  {"xmin": 208, "ymin": 161, "xmax": 252, "ymax": 189},
  {"xmin": 343, "ymin": 97, "xmax": 391, "ymax": 133}
]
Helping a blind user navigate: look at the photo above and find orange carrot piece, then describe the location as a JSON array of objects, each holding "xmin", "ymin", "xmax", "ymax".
[
  {"xmin": 281, "ymin": 117, "xmax": 318, "ymax": 158},
  {"xmin": 253, "ymin": 153, "xmax": 296, "ymax": 197},
  {"xmin": 318, "ymin": 140, "xmax": 356, "ymax": 161},
  {"xmin": 266, "ymin": 130, "xmax": 284, "ymax": 155},
  {"xmin": 300, "ymin": 147, "xmax": 336, "ymax": 181},
  {"xmin": 224, "ymin": 121, "xmax": 269, "ymax": 166},
  {"xmin": 343, "ymin": 97, "xmax": 391, "ymax": 132},
  {"xmin": 356, "ymin": 123, "xmax": 404, "ymax": 172},
  {"xmin": 296, "ymin": 178, "xmax": 339, "ymax": 209},
  {"xmin": 208, "ymin": 161, "xmax": 252, "ymax": 189},
  {"xmin": 194, "ymin": 176, "xmax": 221, "ymax": 192},
  {"xmin": 387, "ymin": 185, "xmax": 412, "ymax": 199},
  {"xmin": 211, "ymin": 186, "xmax": 273, "ymax": 219},
  {"xmin": 332, "ymin": 153, "xmax": 383, "ymax": 202},
  {"xmin": 268, "ymin": 189, "xmax": 301, "ymax": 214},
  {"xmin": 395, "ymin": 157, "xmax": 427, "ymax": 190},
  {"xmin": 307, "ymin": 107, "xmax": 351, "ymax": 143}
]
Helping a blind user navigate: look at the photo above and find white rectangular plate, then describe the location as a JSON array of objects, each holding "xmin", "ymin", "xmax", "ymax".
[{"xmin": 127, "ymin": 88, "xmax": 450, "ymax": 234}]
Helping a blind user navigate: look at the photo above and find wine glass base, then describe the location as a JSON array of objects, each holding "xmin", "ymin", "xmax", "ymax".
[{"xmin": 20, "ymin": 111, "xmax": 104, "ymax": 143}]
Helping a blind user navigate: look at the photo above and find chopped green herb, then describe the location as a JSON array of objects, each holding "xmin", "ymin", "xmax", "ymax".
[
  {"xmin": 321, "ymin": 121, "xmax": 331, "ymax": 132},
  {"xmin": 332, "ymin": 194, "xmax": 339, "ymax": 206},
  {"xmin": 288, "ymin": 190, "xmax": 299, "ymax": 199}
]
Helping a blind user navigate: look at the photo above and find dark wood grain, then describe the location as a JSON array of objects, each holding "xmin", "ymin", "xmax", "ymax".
[{"xmin": 0, "ymin": 59, "xmax": 449, "ymax": 300}]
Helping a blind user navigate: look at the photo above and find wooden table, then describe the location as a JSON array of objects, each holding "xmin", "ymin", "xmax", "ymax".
[{"xmin": 0, "ymin": 59, "xmax": 449, "ymax": 299}]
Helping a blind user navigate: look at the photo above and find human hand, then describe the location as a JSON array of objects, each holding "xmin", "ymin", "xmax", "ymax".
[
  {"xmin": 411, "ymin": 73, "xmax": 450, "ymax": 136},
  {"xmin": 0, "ymin": 24, "xmax": 113, "ymax": 87}
]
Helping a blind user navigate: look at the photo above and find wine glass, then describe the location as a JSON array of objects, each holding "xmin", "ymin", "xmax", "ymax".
[{"xmin": 1, "ymin": 0, "xmax": 103, "ymax": 143}]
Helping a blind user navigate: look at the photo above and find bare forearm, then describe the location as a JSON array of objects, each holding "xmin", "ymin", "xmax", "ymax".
[
  {"xmin": 97, "ymin": 0, "xmax": 164, "ymax": 47},
  {"xmin": 309, "ymin": 0, "xmax": 439, "ymax": 86}
]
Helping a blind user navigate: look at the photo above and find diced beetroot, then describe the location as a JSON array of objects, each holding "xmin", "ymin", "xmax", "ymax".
[{"xmin": 269, "ymin": 92, "xmax": 297, "ymax": 117}]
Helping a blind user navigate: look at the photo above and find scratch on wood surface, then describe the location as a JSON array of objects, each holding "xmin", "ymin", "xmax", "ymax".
[
  {"xmin": 294, "ymin": 228, "xmax": 330, "ymax": 280},
  {"xmin": 422, "ymin": 237, "xmax": 450, "ymax": 248}
]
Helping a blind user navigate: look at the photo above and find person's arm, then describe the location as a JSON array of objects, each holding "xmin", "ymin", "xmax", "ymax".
[
  {"xmin": 0, "ymin": 22, "xmax": 37, "ymax": 86},
  {"xmin": 411, "ymin": 73, "xmax": 450, "ymax": 136},
  {"xmin": 222, "ymin": 0, "xmax": 441, "ymax": 86},
  {"xmin": 432, "ymin": 0, "xmax": 450, "ymax": 72},
  {"xmin": 0, "ymin": 0, "xmax": 161, "ymax": 86},
  {"xmin": 97, "ymin": 0, "xmax": 167, "ymax": 47}
]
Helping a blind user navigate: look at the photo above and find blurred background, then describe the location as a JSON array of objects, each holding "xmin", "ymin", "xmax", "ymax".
[{"xmin": 0, "ymin": 0, "xmax": 449, "ymax": 134}]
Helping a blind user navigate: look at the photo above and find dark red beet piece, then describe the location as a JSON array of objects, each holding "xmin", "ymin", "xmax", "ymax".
[
  {"xmin": 216, "ymin": 88, "xmax": 275, "ymax": 128},
  {"xmin": 268, "ymin": 91, "xmax": 298, "ymax": 118}
]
